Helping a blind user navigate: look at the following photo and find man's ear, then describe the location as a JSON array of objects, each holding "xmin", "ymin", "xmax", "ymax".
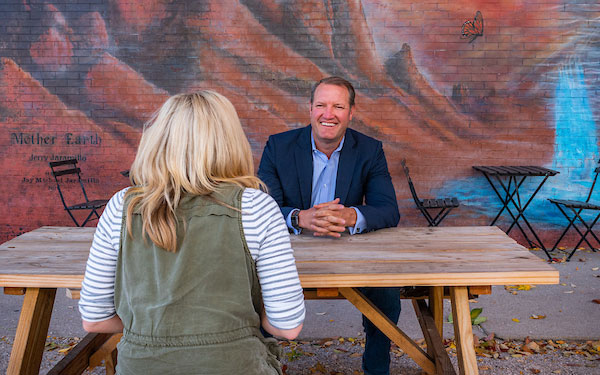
[{"xmin": 349, "ymin": 105, "xmax": 355, "ymax": 121}]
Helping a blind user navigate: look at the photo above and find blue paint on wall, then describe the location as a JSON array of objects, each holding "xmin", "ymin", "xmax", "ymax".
[
  {"xmin": 549, "ymin": 63, "xmax": 598, "ymax": 196},
  {"xmin": 433, "ymin": 63, "xmax": 598, "ymax": 227}
]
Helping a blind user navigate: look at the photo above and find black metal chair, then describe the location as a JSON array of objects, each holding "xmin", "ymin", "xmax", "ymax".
[
  {"xmin": 401, "ymin": 159, "xmax": 459, "ymax": 226},
  {"xmin": 548, "ymin": 162, "xmax": 600, "ymax": 261},
  {"xmin": 49, "ymin": 159, "xmax": 108, "ymax": 227}
]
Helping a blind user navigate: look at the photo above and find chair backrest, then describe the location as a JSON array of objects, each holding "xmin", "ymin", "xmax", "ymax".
[
  {"xmin": 48, "ymin": 159, "xmax": 90, "ymax": 208},
  {"xmin": 400, "ymin": 159, "xmax": 423, "ymax": 207},
  {"xmin": 585, "ymin": 161, "xmax": 600, "ymax": 203}
]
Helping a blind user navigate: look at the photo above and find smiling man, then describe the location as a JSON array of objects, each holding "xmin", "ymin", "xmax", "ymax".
[{"xmin": 258, "ymin": 76, "xmax": 401, "ymax": 375}]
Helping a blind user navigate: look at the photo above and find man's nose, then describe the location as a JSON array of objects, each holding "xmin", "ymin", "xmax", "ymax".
[{"xmin": 322, "ymin": 106, "xmax": 334, "ymax": 118}]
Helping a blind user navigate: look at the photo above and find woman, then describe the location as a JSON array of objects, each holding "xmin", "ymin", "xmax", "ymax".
[{"xmin": 79, "ymin": 91, "xmax": 305, "ymax": 374}]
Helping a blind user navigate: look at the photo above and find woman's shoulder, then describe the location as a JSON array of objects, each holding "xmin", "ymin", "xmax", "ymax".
[
  {"xmin": 242, "ymin": 188, "xmax": 277, "ymax": 207},
  {"xmin": 104, "ymin": 187, "xmax": 131, "ymax": 212},
  {"xmin": 241, "ymin": 188, "xmax": 283, "ymax": 218},
  {"xmin": 112, "ymin": 187, "xmax": 131, "ymax": 203}
]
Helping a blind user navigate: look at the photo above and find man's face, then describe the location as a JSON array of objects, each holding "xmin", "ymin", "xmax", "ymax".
[{"xmin": 310, "ymin": 84, "xmax": 354, "ymax": 150}]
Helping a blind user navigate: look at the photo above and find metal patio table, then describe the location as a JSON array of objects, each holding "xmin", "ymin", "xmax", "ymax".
[{"xmin": 473, "ymin": 165, "xmax": 559, "ymax": 260}]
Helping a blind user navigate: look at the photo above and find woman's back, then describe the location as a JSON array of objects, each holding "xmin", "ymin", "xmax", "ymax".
[
  {"xmin": 115, "ymin": 185, "xmax": 281, "ymax": 374},
  {"xmin": 79, "ymin": 90, "xmax": 304, "ymax": 374}
]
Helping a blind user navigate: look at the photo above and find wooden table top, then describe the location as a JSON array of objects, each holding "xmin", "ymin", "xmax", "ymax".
[{"xmin": 0, "ymin": 226, "xmax": 558, "ymax": 289}]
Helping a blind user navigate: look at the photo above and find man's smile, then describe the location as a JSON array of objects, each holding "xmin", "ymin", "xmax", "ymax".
[{"xmin": 320, "ymin": 121, "xmax": 337, "ymax": 127}]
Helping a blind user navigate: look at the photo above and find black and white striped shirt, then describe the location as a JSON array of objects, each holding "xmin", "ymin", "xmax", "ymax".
[{"xmin": 79, "ymin": 187, "xmax": 305, "ymax": 330}]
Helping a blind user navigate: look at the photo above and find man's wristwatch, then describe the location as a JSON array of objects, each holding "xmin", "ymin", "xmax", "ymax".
[{"xmin": 290, "ymin": 209, "xmax": 301, "ymax": 230}]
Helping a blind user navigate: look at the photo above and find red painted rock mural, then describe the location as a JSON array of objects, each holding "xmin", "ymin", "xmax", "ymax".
[{"xmin": 1, "ymin": 1, "xmax": 599, "ymax": 248}]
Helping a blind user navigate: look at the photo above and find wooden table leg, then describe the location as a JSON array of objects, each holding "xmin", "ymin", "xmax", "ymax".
[
  {"xmin": 339, "ymin": 287, "xmax": 436, "ymax": 375},
  {"xmin": 429, "ymin": 286, "xmax": 444, "ymax": 339},
  {"xmin": 7, "ymin": 287, "xmax": 57, "ymax": 375},
  {"xmin": 413, "ymin": 299, "xmax": 456, "ymax": 375},
  {"xmin": 450, "ymin": 287, "xmax": 479, "ymax": 375}
]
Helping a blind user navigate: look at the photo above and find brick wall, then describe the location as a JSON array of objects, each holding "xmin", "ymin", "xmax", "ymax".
[{"xmin": 1, "ymin": 1, "xmax": 599, "ymax": 248}]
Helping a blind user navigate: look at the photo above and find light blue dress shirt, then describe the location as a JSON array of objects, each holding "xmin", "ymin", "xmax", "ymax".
[{"xmin": 286, "ymin": 135, "xmax": 367, "ymax": 235}]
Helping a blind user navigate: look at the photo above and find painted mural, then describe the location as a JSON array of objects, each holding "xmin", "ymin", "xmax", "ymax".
[{"xmin": 0, "ymin": 0, "xmax": 598, "ymax": 247}]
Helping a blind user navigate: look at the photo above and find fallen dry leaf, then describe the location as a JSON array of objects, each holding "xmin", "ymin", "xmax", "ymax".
[
  {"xmin": 593, "ymin": 299, "xmax": 600, "ymax": 304},
  {"xmin": 58, "ymin": 346, "xmax": 74, "ymax": 354},
  {"xmin": 525, "ymin": 341, "xmax": 540, "ymax": 352},
  {"xmin": 512, "ymin": 318, "xmax": 520, "ymax": 323},
  {"xmin": 530, "ymin": 314, "xmax": 546, "ymax": 319},
  {"xmin": 506, "ymin": 285, "xmax": 533, "ymax": 291},
  {"xmin": 592, "ymin": 267, "xmax": 599, "ymax": 271}
]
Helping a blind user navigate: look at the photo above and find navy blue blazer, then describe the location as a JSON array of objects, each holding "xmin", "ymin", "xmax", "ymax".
[{"xmin": 257, "ymin": 125, "xmax": 400, "ymax": 232}]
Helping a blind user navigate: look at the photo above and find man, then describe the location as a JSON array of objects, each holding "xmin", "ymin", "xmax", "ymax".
[{"xmin": 258, "ymin": 76, "xmax": 401, "ymax": 375}]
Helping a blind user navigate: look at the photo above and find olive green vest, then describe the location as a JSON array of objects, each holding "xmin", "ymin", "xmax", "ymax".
[{"xmin": 114, "ymin": 185, "xmax": 282, "ymax": 374}]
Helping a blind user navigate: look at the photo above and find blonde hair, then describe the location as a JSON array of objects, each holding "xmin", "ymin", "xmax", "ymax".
[{"xmin": 126, "ymin": 91, "xmax": 264, "ymax": 252}]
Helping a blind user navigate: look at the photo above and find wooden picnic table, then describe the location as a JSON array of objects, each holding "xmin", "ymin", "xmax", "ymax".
[{"xmin": 0, "ymin": 226, "xmax": 558, "ymax": 375}]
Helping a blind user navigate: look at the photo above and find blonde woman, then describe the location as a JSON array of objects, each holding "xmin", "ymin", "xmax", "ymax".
[{"xmin": 79, "ymin": 91, "xmax": 305, "ymax": 374}]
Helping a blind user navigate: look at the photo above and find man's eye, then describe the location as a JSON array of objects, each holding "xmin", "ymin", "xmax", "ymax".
[
  {"xmin": 335, "ymin": 105, "xmax": 345, "ymax": 109},
  {"xmin": 315, "ymin": 104, "xmax": 324, "ymax": 108}
]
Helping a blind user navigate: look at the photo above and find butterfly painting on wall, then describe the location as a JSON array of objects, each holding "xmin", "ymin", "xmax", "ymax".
[{"xmin": 461, "ymin": 11, "xmax": 483, "ymax": 43}]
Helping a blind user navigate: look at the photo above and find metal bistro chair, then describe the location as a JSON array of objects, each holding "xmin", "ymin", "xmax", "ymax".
[
  {"xmin": 49, "ymin": 159, "xmax": 108, "ymax": 227},
  {"xmin": 548, "ymin": 162, "xmax": 600, "ymax": 261},
  {"xmin": 401, "ymin": 159, "xmax": 460, "ymax": 227}
]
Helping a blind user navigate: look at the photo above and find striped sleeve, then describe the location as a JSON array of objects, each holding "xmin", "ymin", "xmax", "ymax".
[
  {"xmin": 78, "ymin": 187, "xmax": 128, "ymax": 322},
  {"xmin": 242, "ymin": 188, "xmax": 306, "ymax": 330}
]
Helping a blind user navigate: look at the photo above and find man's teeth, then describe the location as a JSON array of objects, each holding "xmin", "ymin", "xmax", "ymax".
[{"xmin": 321, "ymin": 122, "xmax": 336, "ymax": 127}]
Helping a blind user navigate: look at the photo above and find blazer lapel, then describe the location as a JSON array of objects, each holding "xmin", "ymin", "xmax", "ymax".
[
  {"xmin": 335, "ymin": 129, "xmax": 357, "ymax": 205},
  {"xmin": 294, "ymin": 126, "xmax": 313, "ymax": 209}
]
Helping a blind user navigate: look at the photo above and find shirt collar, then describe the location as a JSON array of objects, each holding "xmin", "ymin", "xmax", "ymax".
[{"xmin": 310, "ymin": 134, "xmax": 345, "ymax": 155}]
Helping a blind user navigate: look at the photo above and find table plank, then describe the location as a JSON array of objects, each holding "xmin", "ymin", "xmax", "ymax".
[{"xmin": 0, "ymin": 226, "xmax": 559, "ymax": 288}]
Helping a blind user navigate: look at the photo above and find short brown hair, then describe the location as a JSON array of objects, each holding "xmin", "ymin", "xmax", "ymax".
[{"xmin": 310, "ymin": 76, "xmax": 355, "ymax": 108}]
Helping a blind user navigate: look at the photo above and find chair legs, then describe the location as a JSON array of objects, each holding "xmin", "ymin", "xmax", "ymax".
[
  {"xmin": 419, "ymin": 207, "xmax": 456, "ymax": 227},
  {"xmin": 550, "ymin": 203, "xmax": 600, "ymax": 261},
  {"xmin": 81, "ymin": 208, "xmax": 103, "ymax": 227},
  {"xmin": 65, "ymin": 207, "xmax": 102, "ymax": 227}
]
